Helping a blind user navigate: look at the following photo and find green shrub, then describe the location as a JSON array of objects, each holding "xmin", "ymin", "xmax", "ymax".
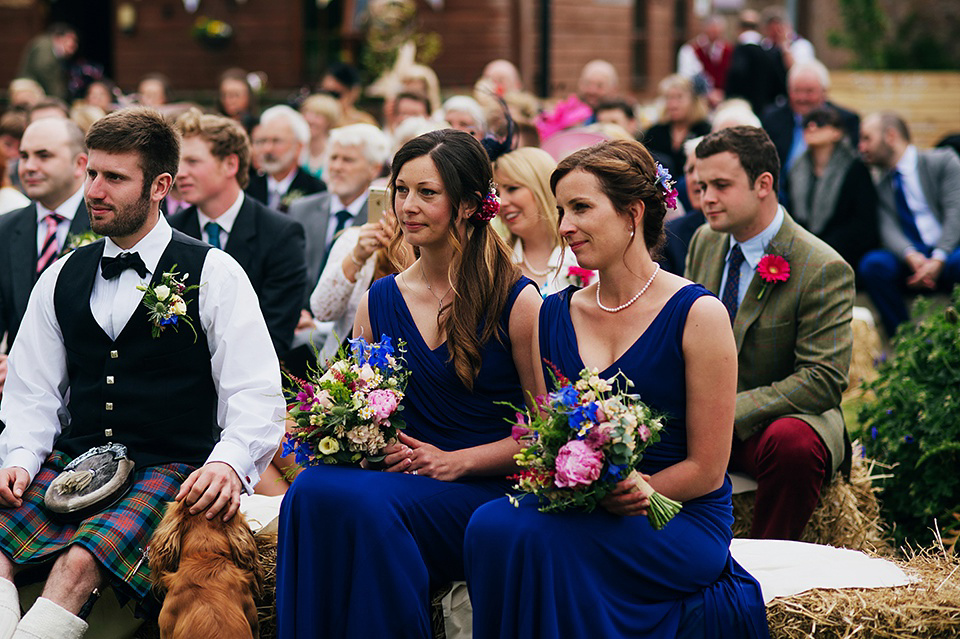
[{"xmin": 857, "ymin": 287, "xmax": 960, "ymax": 548}]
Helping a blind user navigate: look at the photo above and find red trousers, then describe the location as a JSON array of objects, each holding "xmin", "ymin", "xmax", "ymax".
[{"xmin": 729, "ymin": 417, "xmax": 829, "ymax": 540}]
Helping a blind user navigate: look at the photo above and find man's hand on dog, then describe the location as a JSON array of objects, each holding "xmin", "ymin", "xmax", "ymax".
[
  {"xmin": 0, "ymin": 467, "xmax": 30, "ymax": 508},
  {"xmin": 176, "ymin": 462, "xmax": 242, "ymax": 522}
]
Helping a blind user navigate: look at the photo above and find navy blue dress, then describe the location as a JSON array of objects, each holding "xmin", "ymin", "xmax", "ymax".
[
  {"xmin": 464, "ymin": 284, "xmax": 770, "ymax": 639},
  {"xmin": 276, "ymin": 275, "xmax": 534, "ymax": 639}
]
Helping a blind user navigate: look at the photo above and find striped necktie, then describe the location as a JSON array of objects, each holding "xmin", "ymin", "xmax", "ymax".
[{"xmin": 37, "ymin": 212, "xmax": 65, "ymax": 276}]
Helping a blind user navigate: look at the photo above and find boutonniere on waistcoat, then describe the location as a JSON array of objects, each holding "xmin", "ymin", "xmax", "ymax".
[
  {"xmin": 137, "ymin": 266, "xmax": 200, "ymax": 340},
  {"xmin": 280, "ymin": 189, "xmax": 306, "ymax": 212},
  {"xmin": 756, "ymin": 254, "xmax": 790, "ymax": 300},
  {"xmin": 58, "ymin": 230, "xmax": 103, "ymax": 258}
]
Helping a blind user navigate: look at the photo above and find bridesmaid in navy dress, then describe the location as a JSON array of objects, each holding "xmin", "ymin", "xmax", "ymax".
[
  {"xmin": 275, "ymin": 130, "xmax": 541, "ymax": 638},
  {"xmin": 465, "ymin": 139, "xmax": 769, "ymax": 638}
]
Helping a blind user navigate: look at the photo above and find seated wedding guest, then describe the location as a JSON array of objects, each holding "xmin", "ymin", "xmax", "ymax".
[
  {"xmin": 398, "ymin": 64, "xmax": 442, "ymax": 118},
  {"xmin": 594, "ymin": 99, "xmax": 639, "ymax": 138},
  {"xmin": 788, "ymin": 106, "xmax": 878, "ymax": 274},
  {"xmin": 320, "ymin": 62, "xmax": 377, "ymax": 127},
  {"xmin": 299, "ymin": 93, "xmax": 342, "ymax": 180},
  {"xmin": 276, "ymin": 129, "xmax": 541, "ymax": 638},
  {"xmin": 217, "ymin": 68, "xmax": 258, "ymax": 133},
  {"xmin": 82, "ymin": 79, "xmax": 116, "ymax": 114},
  {"xmin": 389, "ymin": 91, "xmax": 432, "ymax": 136},
  {"xmin": 0, "ymin": 153, "xmax": 28, "ymax": 216},
  {"xmin": 137, "ymin": 73, "xmax": 169, "ymax": 108},
  {"xmin": 0, "ymin": 107, "xmax": 283, "ymax": 639},
  {"xmin": 686, "ymin": 126, "xmax": 854, "ymax": 540},
  {"xmin": 642, "ymin": 74, "xmax": 711, "ymax": 176},
  {"xmin": 246, "ymin": 105, "xmax": 325, "ymax": 212},
  {"xmin": 858, "ymin": 111, "xmax": 960, "ymax": 337},
  {"xmin": 8, "ymin": 79, "xmax": 45, "ymax": 110},
  {"xmin": 0, "ymin": 118, "xmax": 89, "ymax": 364},
  {"xmin": 711, "ymin": 98, "xmax": 761, "ymax": 130},
  {"xmin": 441, "ymin": 95, "xmax": 487, "ymax": 141},
  {"xmin": 169, "ymin": 108, "xmax": 307, "ymax": 357},
  {"xmin": 494, "ymin": 147, "xmax": 583, "ymax": 295},
  {"xmin": 68, "ymin": 103, "xmax": 105, "ymax": 134},
  {"xmin": 659, "ymin": 136, "xmax": 706, "ymax": 275},
  {"xmin": 288, "ymin": 123, "xmax": 390, "ymax": 340},
  {"xmin": 465, "ymin": 138, "xmax": 769, "ymax": 638},
  {"xmin": 480, "ymin": 59, "xmax": 523, "ymax": 95},
  {"xmin": 27, "ymin": 97, "xmax": 69, "ymax": 123}
]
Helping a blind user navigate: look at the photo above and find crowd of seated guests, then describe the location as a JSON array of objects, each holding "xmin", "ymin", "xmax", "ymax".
[{"xmin": 0, "ymin": 13, "xmax": 957, "ymax": 638}]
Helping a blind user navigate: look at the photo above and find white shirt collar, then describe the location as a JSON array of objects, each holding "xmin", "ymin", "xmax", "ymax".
[
  {"xmin": 267, "ymin": 171, "xmax": 297, "ymax": 198},
  {"xmin": 36, "ymin": 187, "xmax": 84, "ymax": 223},
  {"xmin": 895, "ymin": 145, "xmax": 919, "ymax": 177},
  {"xmin": 727, "ymin": 205, "xmax": 785, "ymax": 269},
  {"xmin": 330, "ymin": 190, "xmax": 369, "ymax": 217},
  {"xmin": 198, "ymin": 191, "xmax": 244, "ymax": 234},
  {"xmin": 102, "ymin": 213, "xmax": 172, "ymax": 277}
]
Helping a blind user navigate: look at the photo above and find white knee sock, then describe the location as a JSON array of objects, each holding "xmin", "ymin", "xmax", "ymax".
[
  {"xmin": 0, "ymin": 578, "xmax": 19, "ymax": 639},
  {"xmin": 12, "ymin": 597, "xmax": 87, "ymax": 639}
]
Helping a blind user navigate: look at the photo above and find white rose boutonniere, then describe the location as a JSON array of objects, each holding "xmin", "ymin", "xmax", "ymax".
[{"xmin": 136, "ymin": 265, "xmax": 201, "ymax": 340}]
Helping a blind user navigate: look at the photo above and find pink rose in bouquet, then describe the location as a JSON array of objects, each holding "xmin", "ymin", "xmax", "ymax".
[
  {"xmin": 367, "ymin": 389, "xmax": 400, "ymax": 422},
  {"xmin": 554, "ymin": 440, "xmax": 604, "ymax": 488}
]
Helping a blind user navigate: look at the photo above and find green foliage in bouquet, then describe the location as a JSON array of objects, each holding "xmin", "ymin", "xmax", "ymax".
[{"xmin": 857, "ymin": 287, "xmax": 960, "ymax": 547}]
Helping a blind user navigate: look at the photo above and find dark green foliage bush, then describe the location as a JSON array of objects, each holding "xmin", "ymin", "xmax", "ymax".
[{"xmin": 857, "ymin": 287, "xmax": 960, "ymax": 548}]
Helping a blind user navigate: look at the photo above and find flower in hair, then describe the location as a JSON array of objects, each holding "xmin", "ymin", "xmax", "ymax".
[
  {"xmin": 655, "ymin": 163, "xmax": 679, "ymax": 210},
  {"xmin": 472, "ymin": 181, "xmax": 500, "ymax": 223}
]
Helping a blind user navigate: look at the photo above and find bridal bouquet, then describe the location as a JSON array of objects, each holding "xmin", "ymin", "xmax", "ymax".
[
  {"xmin": 282, "ymin": 335, "xmax": 409, "ymax": 467},
  {"xmin": 509, "ymin": 365, "xmax": 682, "ymax": 529}
]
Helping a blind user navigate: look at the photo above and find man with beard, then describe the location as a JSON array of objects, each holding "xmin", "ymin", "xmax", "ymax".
[
  {"xmin": 0, "ymin": 118, "xmax": 89, "ymax": 401},
  {"xmin": 245, "ymin": 105, "xmax": 325, "ymax": 212},
  {"xmin": 857, "ymin": 111, "xmax": 960, "ymax": 337},
  {"xmin": 0, "ymin": 108, "xmax": 283, "ymax": 638},
  {"xmin": 169, "ymin": 108, "xmax": 307, "ymax": 355}
]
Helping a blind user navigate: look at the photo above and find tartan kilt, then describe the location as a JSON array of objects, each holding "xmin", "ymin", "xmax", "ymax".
[{"xmin": 0, "ymin": 451, "xmax": 194, "ymax": 607}]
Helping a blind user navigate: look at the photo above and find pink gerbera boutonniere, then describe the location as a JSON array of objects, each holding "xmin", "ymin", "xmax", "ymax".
[
  {"xmin": 756, "ymin": 254, "xmax": 790, "ymax": 299},
  {"xmin": 566, "ymin": 265, "xmax": 594, "ymax": 288}
]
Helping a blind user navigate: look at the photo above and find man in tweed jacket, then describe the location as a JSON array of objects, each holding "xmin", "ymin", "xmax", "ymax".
[{"xmin": 685, "ymin": 126, "xmax": 854, "ymax": 540}]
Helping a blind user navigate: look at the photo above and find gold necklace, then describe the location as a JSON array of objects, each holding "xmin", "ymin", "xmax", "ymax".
[{"xmin": 420, "ymin": 262, "xmax": 452, "ymax": 318}]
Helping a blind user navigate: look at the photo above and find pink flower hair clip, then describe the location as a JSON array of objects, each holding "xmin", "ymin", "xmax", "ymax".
[
  {"xmin": 471, "ymin": 180, "xmax": 500, "ymax": 224},
  {"xmin": 655, "ymin": 162, "xmax": 679, "ymax": 210}
]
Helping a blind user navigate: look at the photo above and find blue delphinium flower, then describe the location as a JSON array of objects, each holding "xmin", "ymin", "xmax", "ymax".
[
  {"xmin": 904, "ymin": 435, "xmax": 914, "ymax": 444},
  {"xmin": 552, "ymin": 385, "xmax": 578, "ymax": 408},
  {"xmin": 605, "ymin": 463, "xmax": 626, "ymax": 481},
  {"xmin": 568, "ymin": 402, "xmax": 599, "ymax": 431},
  {"xmin": 348, "ymin": 336, "xmax": 369, "ymax": 366},
  {"xmin": 369, "ymin": 334, "xmax": 394, "ymax": 371}
]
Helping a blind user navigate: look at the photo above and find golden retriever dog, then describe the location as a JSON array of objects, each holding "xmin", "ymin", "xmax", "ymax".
[{"xmin": 149, "ymin": 500, "xmax": 263, "ymax": 639}]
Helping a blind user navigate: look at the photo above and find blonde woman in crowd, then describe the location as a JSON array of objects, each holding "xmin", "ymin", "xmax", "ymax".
[{"xmin": 299, "ymin": 93, "xmax": 342, "ymax": 180}]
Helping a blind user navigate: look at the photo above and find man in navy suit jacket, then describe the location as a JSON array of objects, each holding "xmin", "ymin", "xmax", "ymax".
[
  {"xmin": 0, "ymin": 118, "xmax": 90, "ymax": 399},
  {"xmin": 168, "ymin": 108, "xmax": 306, "ymax": 355},
  {"xmin": 245, "ymin": 105, "xmax": 325, "ymax": 212}
]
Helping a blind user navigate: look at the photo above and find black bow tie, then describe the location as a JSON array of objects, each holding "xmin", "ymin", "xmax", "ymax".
[{"xmin": 100, "ymin": 252, "xmax": 149, "ymax": 280}]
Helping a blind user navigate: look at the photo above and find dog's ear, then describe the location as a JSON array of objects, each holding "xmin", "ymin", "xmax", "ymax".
[
  {"xmin": 225, "ymin": 513, "xmax": 264, "ymax": 598},
  {"xmin": 148, "ymin": 501, "xmax": 185, "ymax": 590}
]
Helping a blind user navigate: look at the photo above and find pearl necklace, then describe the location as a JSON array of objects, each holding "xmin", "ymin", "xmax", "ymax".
[
  {"xmin": 596, "ymin": 264, "xmax": 660, "ymax": 313},
  {"xmin": 521, "ymin": 253, "xmax": 552, "ymax": 278}
]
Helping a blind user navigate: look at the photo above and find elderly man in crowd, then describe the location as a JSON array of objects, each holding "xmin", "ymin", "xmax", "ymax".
[
  {"xmin": 858, "ymin": 111, "xmax": 960, "ymax": 336},
  {"xmin": 246, "ymin": 105, "xmax": 325, "ymax": 212}
]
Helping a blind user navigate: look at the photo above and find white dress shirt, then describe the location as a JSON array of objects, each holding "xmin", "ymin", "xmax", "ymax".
[
  {"xmin": 0, "ymin": 214, "xmax": 285, "ymax": 494},
  {"xmin": 324, "ymin": 191, "xmax": 369, "ymax": 248},
  {"xmin": 36, "ymin": 187, "xmax": 84, "ymax": 254},
  {"xmin": 267, "ymin": 172, "xmax": 296, "ymax": 210},
  {"xmin": 719, "ymin": 206, "xmax": 786, "ymax": 308},
  {"xmin": 897, "ymin": 145, "xmax": 946, "ymax": 261},
  {"xmin": 197, "ymin": 191, "xmax": 245, "ymax": 248}
]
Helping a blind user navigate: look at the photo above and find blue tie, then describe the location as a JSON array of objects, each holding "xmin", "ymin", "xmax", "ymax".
[
  {"xmin": 785, "ymin": 116, "xmax": 807, "ymax": 171},
  {"xmin": 205, "ymin": 222, "xmax": 223, "ymax": 249},
  {"xmin": 891, "ymin": 170, "xmax": 930, "ymax": 255},
  {"xmin": 721, "ymin": 244, "xmax": 745, "ymax": 323}
]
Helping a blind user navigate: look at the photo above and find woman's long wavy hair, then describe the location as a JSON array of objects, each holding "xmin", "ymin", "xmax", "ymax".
[{"xmin": 388, "ymin": 130, "xmax": 521, "ymax": 389}]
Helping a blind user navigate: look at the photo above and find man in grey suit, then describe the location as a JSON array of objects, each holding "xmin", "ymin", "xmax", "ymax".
[
  {"xmin": 288, "ymin": 123, "xmax": 390, "ymax": 343},
  {"xmin": 0, "ymin": 118, "xmax": 89, "ymax": 398},
  {"xmin": 858, "ymin": 111, "xmax": 960, "ymax": 336}
]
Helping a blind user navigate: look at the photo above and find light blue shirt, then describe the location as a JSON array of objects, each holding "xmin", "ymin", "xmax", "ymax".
[
  {"xmin": 896, "ymin": 145, "xmax": 945, "ymax": 261},
  {"xmin": 719, "ymin": 205, "xmax": 785, "ymax": 308}
]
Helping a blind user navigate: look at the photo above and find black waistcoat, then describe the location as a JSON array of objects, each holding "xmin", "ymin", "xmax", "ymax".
[{"xmin": 53, "ymin": 231, "xmax": 217, "ymax": 467}]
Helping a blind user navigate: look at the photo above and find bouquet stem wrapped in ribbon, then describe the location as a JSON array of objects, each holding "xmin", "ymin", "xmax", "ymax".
[
  {"xmin": 510, "ymin": 365, "xmax": 682, "ymax": 530},
  {"xmin": 282, "ymin": 335, "xmax": 409, "ymax": 468}
]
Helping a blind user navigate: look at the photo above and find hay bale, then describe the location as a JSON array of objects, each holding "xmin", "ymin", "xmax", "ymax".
[
  {"xmin": 767, "ymin": 548, "xmax": 960, "ymax": 638},
  {"xmin": 846, "ymin": 314, "xmax": 882, "ymax": 398},
  {"xmin": 733, "ymin": 445, "xmax": 893, "ymax": 554}
]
